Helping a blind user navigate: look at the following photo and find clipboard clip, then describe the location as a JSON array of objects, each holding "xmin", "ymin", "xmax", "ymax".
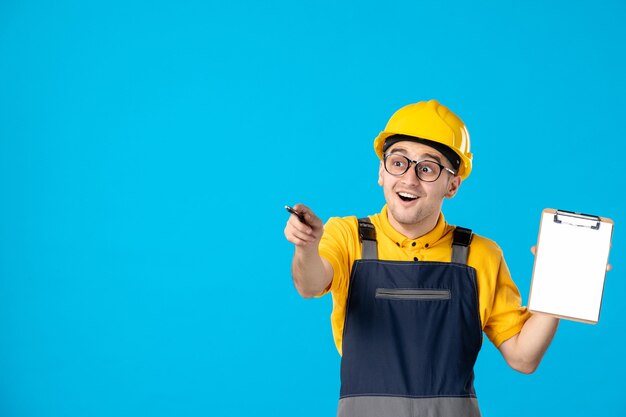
[{"xmin": 553, "ymin": 210, "xmax": 601, "ymax": 230}]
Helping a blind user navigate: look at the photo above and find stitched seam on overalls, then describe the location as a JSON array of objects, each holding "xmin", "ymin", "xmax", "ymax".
[
  {"xmin": 355, "ymin": 259, "xmax": 476, "ymax": 269},
  {"xmin": 340, "ymin": 261, "xmax": 363, "ymax": 350},
  {"xmin": 339, "ymin": 393, "xmax": 478, "ymax": 399}
]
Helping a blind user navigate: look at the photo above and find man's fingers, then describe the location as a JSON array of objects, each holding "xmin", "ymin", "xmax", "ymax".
[
  {"xmin": 293, "ymin": 204, "xmax": 323, "ymax": 228},
  {"xmin": 287, "ymin": 215, "xmax": 314, "ymax": 235},
  {"xmin": 284, "ymin": 215, "xmax": 321, "ymax": 247},
  {"xmin": 285, "ymin": 228, "xmax": 318, "ymax": 246},
  {"xmin": 290, "ymin": 227, "xmax": 316, "ymax": 242},
  {"xmin": 284, "ymin": 203, "xmax": 324, "ymax": 249}
]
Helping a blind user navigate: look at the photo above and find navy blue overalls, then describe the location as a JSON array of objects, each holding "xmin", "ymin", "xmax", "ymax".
[{"xmin": 337, "ymin": 218, "xmax": 483, "ymax": 417}]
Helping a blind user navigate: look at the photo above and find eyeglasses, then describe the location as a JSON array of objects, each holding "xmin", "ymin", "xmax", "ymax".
[{"xmin": 383, "ymin": 153, "xmax": 457, "ymax": 182}]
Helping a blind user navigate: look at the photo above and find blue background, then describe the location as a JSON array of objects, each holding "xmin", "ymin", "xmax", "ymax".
[{"xmin": 1, "ymin": 1, "xmax": 625, "ymax": 416}]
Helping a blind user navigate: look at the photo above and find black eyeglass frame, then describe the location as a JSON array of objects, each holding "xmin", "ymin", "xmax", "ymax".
[{"xmin": 383, "ymin": 153, "xmax": 457, "ymax": 182}]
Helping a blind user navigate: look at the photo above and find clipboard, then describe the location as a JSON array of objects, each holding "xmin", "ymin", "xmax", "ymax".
[{"xmin": 528, "ymin": 209, "xmax": 614, "ymax": 323}]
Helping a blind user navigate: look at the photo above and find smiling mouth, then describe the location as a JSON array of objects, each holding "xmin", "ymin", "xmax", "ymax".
[{"xmin": 397, "ymin": 192, "xmax": 418, "ymax": 202}]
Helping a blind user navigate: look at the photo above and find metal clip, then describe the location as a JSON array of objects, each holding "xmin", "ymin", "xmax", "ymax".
[{"xmin": 553, "ymin": 210, "xmax": 601, "ymax": 230}]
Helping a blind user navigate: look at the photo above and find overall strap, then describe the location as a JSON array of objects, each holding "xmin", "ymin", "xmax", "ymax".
[
  {"xmin": 358, "ymin": 217, "xmax": 378, "ymax": 260},
  {"xmin": 452, "ymin": 226, "xmax": 473, "ymax": 265}
]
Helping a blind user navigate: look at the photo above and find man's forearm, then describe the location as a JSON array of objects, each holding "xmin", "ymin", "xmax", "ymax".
[
  {"xmin": 292, "ymin": 247, "xmax": 333, "ymax": 298},
  {"xmin": 500, "ymin": 312, "xmax": 559, "ymax": 374}
]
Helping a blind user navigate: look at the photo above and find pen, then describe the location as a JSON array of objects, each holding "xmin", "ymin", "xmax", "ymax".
[{"xmin": 285, "ymin": 205, "xmax": 307, "ymax": 225}]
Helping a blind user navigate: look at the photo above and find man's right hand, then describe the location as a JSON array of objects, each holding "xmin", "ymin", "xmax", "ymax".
[
  {"xmin": 284, "ymin": 204, "xmax": 324, "ymax": 250},
  {"xmin": 284, "ymin": 204, "xmax": 333, "ymax": 298}
]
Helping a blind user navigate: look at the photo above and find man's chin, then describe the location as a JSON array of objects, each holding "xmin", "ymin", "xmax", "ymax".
[{"xmin": 388, "ymin": 208, "xmax": 421, "ymax": 226}]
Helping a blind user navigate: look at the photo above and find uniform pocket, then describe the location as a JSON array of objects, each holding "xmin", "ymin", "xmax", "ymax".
[{"xmin": 375, "ymin": 288, "xmax": 451, "ymax": 300}]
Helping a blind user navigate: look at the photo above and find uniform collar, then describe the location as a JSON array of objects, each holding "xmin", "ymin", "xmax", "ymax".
[{"xmin": 379, "ymin": 205, "xmax": 449, "ymax": 249}]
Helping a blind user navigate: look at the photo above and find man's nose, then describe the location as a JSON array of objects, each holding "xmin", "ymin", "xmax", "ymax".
[{"xmin": 401, "ymin": 165, "xmax": 421, "ymax": 185}]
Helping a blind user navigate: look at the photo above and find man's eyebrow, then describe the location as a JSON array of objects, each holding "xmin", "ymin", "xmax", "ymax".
[
  {"xmin": 423, "ymin": 153, "xmax": 442, "ymax": 164},
  {"xmin": 387, "ymin": 148, "xmax": 445, "ymax": 164},
  {"xmin": 387, "ymin": 147, "xmax": 409, "ymax": 155},
  {"xmin": 389, "ymin": 148, "xmax": 442, "ymax": 161}
]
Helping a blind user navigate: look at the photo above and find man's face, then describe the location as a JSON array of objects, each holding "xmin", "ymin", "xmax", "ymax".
[{"xmin": 378, "ymin": 141, "xmax": 461, "ymax": 235}]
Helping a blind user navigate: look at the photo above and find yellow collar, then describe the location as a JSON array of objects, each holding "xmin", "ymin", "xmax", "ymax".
[{"xmin": 378, "ymin": 205, "xmax": 449, "ymax": 249}]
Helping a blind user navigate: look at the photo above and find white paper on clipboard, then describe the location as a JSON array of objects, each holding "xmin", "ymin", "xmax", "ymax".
[{"xmin": 528, "ymin": 208, "xmax": 614, "ymax": 323}]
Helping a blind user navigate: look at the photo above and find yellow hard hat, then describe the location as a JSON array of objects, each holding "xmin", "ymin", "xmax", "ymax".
[{"xmin": 373, "ymin": 100, "xmax": 473, "ymax": 180}]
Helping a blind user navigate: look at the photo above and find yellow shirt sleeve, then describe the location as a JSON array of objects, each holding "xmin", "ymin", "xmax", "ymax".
[
  {"xmin": 318, "ymin": 216, "xmax": 359, "ymax": 296},
  {"xmin": 473, "ymin": 238, "xmax": 531, "ymax": 347},
  {"xmin": 317, "ymin": 216, "xmax": 360, "ymax": 354}
]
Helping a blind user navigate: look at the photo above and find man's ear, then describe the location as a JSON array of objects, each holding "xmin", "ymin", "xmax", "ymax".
[
  {"xmin": 445, "ymin": 176, "xmax": 462, "ymax": 199},
  {"xmin": 378, "ymin": 161, "xmax": 384, "ymax": 186}
]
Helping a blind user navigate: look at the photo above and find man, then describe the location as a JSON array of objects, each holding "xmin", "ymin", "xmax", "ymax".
[{"xmin": 284, "ymin": 100, "xmax": 559, "ymax": 417}]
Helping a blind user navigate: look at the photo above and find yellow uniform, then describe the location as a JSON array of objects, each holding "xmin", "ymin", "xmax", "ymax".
[{"xmin": 319, "ymin": 206, "xmax": 531, "ymax": 355}]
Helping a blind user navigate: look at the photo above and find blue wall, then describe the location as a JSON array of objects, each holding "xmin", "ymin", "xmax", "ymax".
[{"xmin": 1, "ymin": 1, "xmax": 625, "ymax": 416}]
